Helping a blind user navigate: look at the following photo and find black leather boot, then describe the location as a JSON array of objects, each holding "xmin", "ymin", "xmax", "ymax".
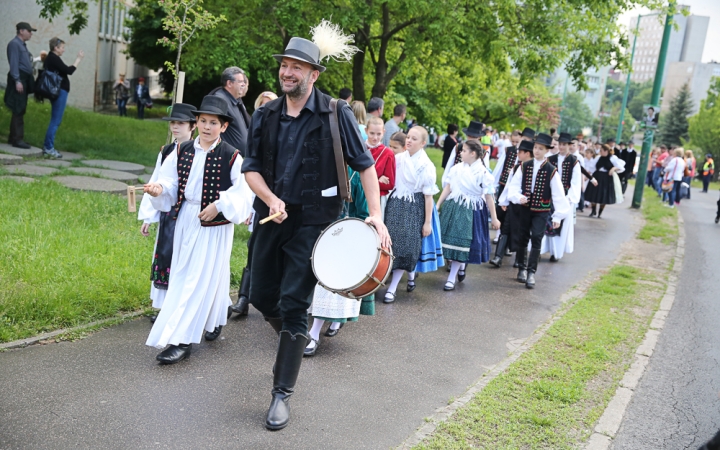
[
  {"xmin": 231, "ymin": 267, "xmax": 251, "ymax": 316},
  {"xmin": 204, "ymin": 326, "xmax": 222, "ymax": 341},
  {"xmin": 526, "ymin": 249, "xmax": 540, "ymax": 289},
  {"xmin": 265, "ymin": 317, "xmax": 283, "ymax": 334},
  {"xmin": 156, "ymin": 344, "xmax": 192, "ymax": 364},
  {"xmin": 266, "ymin": 331, "xmax": 307, "ymax": 430},
  {"xmin": 516, "ymin": 247, "xmax": 528, "ymax": 283},
  {"xmin": 490, "ymin": 235, "xmax": 508, "ymax": 267}
]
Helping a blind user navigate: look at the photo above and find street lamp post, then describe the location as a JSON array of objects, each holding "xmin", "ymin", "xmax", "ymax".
[
  {"xmin": 616, "ymin": 15, "xmax": 645, "ymax": 143},
  {"xmin": 632, "ymin": 2, "xmax": 675, "ymax": 209},
  {"xmin": 597, "ymin": 88, "xmax": 614, "ymax": 141}
]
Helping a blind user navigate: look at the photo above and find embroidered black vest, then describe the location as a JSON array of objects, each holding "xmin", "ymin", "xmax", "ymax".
[
  {"xmin": 499, "ymin": 146, "xmax": 518, "ymax": 186},
  {"xmin": 521, "ymin": 160, "xmax": 557, "ymax": 212},
  {"xmin": 172, "ymin": 139, "xmax": 240, "ymax": 227},
  {"xmin": 547, "ymin": 154, "xmax": 577, "ymax": 195},
  {"xmin": 256, "ymin": 90, "xmax": 344, "ymax": 225}
]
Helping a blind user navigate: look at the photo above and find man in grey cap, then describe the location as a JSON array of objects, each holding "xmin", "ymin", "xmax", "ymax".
[
  {"xmin": 242, "ymin": 25, "xmax": 390, "ymax": 431},
  {"xmin": 4, "ymin": 22, "xmax": 36, "ymax": 149}
]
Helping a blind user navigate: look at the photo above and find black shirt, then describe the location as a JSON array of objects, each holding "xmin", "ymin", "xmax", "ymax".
[
  {"xmin": 43, "ymin": 51, "xmax": 76, "ymax": 93},
  {"xmin": 243, "ymin": 88, "xmax": 374, "ymax": 205},
  {"xmin": 210, "ymin": 87, "xmax": 250, "ymax": 155}
]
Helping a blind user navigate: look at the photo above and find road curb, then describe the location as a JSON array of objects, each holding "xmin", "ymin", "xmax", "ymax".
[{"xmin": 585, "ymin": 211, "xmax": 685, "ymax": 449}]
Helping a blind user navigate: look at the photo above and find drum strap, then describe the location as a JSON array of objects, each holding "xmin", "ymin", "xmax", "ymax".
[{"xmin": 329, "ymin": 98, "xmax": 352, "ymax": 202}]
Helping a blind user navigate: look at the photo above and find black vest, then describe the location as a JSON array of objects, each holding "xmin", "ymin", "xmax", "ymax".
[
  {"xmin": 172, "ymin": 139, "xmax": 239, "ymax": 227},
  {"xmin": 521, "ymin": 159, "xmax": 557, "ymax": 212},
  {"xmin": 547, "ymin": 153, "xmax": 577, "ymax": 195},
  {"xmin": 256, "ymin": 90, "xmax": 344, "ymax": 225},
  {"xmin": 499, "ymin": 146, "xmax": 518, "ymax": 186},
  {"xmin": 161, "ymin": 142, "xmax": 176, "ymax": 163}
]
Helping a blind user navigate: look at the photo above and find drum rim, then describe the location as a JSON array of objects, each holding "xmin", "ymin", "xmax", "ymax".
[{"xmin": 311, "ymin": 217, "xmax": 386, "ymax": 293}]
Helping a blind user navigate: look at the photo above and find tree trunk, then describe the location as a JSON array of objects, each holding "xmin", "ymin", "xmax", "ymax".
[{"xmin": 352, "ymin": 50, "xmax": 366, "ymax": 102}]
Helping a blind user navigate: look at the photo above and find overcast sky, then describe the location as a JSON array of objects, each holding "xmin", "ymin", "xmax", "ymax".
[{"xmin": 619, "ymin": 0, "xmax": 720, "ymax": 63}]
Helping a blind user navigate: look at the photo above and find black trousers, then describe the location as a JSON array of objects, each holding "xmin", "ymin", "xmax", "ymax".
[
  {"xmin": 495, "ymin": 185, "xmax": 506, "ymax": 226},
  {"xmin": 137, "ymin": 102, "xmax": 145, "ymax": 119},
  {"xmin": 515, "ymin": 207, "xmax": 549, "ymax": 251},
  {"xmin": 9, "ymin": 110, "xmax": 25, "ymax": 144},
  {"xmin": 249, "ymin": 212, "xmax": 327, "ymax": 336}
]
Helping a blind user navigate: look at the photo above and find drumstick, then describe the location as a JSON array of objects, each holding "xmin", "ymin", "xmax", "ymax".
[{"xmin": 259, "ymin": 211, "xmax": 283, "ymax": 224}]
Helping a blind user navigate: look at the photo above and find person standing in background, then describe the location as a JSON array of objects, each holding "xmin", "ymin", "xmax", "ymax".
[
  {"xmin": 113, "ymin": 74, "xmax": 130, "ymax": 116},
  {"xmin": 210, "ymin": 67, "xmax": 251, "ymax": 155},
  {"xmin": 382, "ymin": 103, "xmax": 405, "ymax": 146},
  {"xmin": 701, "ymin": 154, "xmax": 715, "ymax": 193},
  {"xmin": 441, "ymin": 124, "xmax": 459, "ymax": 168},
  {"xmin": 5, "ymin": 22, "xmax": 36, "ymax": 149},
  {"xmin": 42, "ymin": 37, "xmax": 84, "ymax": 158},
  {"xmin": 367, "ymin": 97, "xmax": 384, "ymax": 119},
  {"xmin": 339, "ymin": 87, "xmax": 352, "ymax": 103},
  {"xmin": 682, "ymin": 149, "xmax": 696, "ymax": 199},
  {"xmin": 135, "ymin": 77, "xmax": 151, "ymax": 119},
  {"xmin": 351, "ymin": 100, "xmax": 368, "ymax": 141}
]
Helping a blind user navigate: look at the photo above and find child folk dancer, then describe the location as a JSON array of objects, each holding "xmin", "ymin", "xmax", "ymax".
[
  {"xmin": 138, "ymin": 103, "xmax": 197, "ymax": 323},
  {"xmin": 437, "ymin": 140, "xmax": 500, "ymax": 290},
  {"xmin": 388, "ymin": 131, "xmax": 406, "ymax": 155},
  {"xmin": 507, "ymin": 133, "xmax": 571, "ymax": 289},
  {"xmin": 489, "ymin": 129, "xmax": 521, "ymax": 258},
  {"xmin": 143, "ymin": 96, "xmax": 253, "ymax": 364},
  {"xmin": 304, "ymin": 167, "xmax": 374, "ymax": 356},
  {"xmin": 541, "ymin": 132, "xmax": 582, "ymax": 262},
  {"xmin": 493, "ymin": 139, "xmax": 534, "ymax": 268},
  {"xmin": 583, "ymin": 144, "xmax": 626, "ymax": 218},
  {"xmin": 365, "ymin": 116, "xmax": 396, "ymax": 219},
  {"xmin": 383, "ymin": 126, "xmax": 439, "ymax": 303}
]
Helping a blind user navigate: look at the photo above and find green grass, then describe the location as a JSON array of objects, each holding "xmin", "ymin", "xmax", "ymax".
[
  {"xmin": 0, "ymin": 178, "xmax": 249, "ymax": 343},
  {"xmin": 0, "ymin": 91, "xmax": 167, "ymax": 166},
  {"xmin": 414, "ymin": 264, "xmax": 663, "ymax": 449},
  {"xmin": 637, "ymin": 186, "xmax": 678, "ymax": 243}
]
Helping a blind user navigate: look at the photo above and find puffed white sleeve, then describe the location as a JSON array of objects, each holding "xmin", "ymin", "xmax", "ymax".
[
  {"xmin": 550, "ymin": 172, "xmax": 571, "ymax": 222},
  {"xmin": 507, "ymin": 165, "xmax": 525, "ymax": 204},
  {"xmin": 499, "ymin": 171, "xmax": 514, "ymax": 206},
  {"xmin": 567, "ymin": 163, "xmax": 582, "ymax": 205},
  {"xmin": 214, "ymin": 155, "xmax": 254, "ymax": 224},
  {"xmin": 150, "ymin": 150, "xmax": 179, "ymax": 212},
  {"xmin": 137, "ymin": 152, "xmax": 163, "ymax": 223},
  {"xmin": 493, "ymin": 152, "xmax": 506, "ymax": 189},
  {"xmin": 441, "ymin": 145, "xmax": 458, "ymax": 187},
  {"xmin": 482, "ymin": 170, "xmax": 496, "ymax": 195},
  {"xmin": 422, "ymin": 163, "xmax": 440, "ymax": 196},
  {"xmin": 610, "ymin": 154, "xmax": 626, "ymax": 173}
]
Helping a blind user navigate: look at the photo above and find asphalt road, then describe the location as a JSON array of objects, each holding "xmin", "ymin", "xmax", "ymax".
[
  {"xmin": 613, "ymin": 189, "xmax": 720, "ymax": 450},
  {"xmin": 0, "ymin": 199, "xmax": 638, "ymax": 450}
]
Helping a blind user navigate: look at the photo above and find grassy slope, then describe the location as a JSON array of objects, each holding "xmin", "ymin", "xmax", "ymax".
[
  {"xmin": 0, "ymin": 178, "xmax": 249, "ymax": 343},
  {"xmin": 0, "ymin": 92, "xmax": 167, "ymax": 166}
]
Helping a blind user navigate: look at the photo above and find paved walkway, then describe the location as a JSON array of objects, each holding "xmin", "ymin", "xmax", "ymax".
[
  {"xmin": 0, "ymin": 197, "xmax": 640, "ymax": 449},
  {"xmin": 612, "ymin": 190, "xmax": 720, "ymax": 449}
]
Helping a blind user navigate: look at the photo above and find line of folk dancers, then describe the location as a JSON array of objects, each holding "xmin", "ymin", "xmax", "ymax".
[{"xmin": 137, "ymin": 108, "xmax": 626, "ymax": 401}]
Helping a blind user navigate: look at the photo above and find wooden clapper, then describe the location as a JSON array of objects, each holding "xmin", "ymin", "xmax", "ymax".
[{"xmin": 126, "ymin": 186, "xmax": 145, "ymax": 213}]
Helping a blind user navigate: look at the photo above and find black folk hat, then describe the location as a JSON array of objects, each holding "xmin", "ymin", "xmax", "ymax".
[
  {"xmin": 191, "ymin": 96, "xmax": 233, "ymax": 123},
  {"xmin": 521, "ymin": 127, "xmax": 536, "ymax": 139},
  {"xmin": 162, "ymin": 103, "xmax": 197, "ymax": 122},
  {"xmin": 535, "ymin": 133, "xmax": 554, "ymax": 149},
  {"xmin": 558, "ymin": 132, "xmax": 573, "ymax": 144},
  {"xmin": 273, "ymin": 37, "xmax": 326, "ymax": 73},
  {"xmin": 518, "ymin": 140, "xmax": 534, "ymax": 153},
  {"xmin": 462, "ymin": 121, "xmax": 485, "ymax": 138}
]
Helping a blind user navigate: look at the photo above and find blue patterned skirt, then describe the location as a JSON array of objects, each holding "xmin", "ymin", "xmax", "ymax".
[
  {"xmin": 440, "ymin": 199, "xmax": 490, "ymax": 264},
  {"xmin": 416, "ymin": 205, "xmax": 445, "ymax": 273}
]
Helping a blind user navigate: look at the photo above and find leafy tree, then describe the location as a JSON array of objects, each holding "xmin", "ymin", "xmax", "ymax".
[
  {"xmin": 36, "ymin": 0, "xmax": 92, "ymax": 35},
  {"xmin": 558, "ymin": 92, "xmax": 594, "ymax": 137},
  {"xmin": 628, "ymin": 84, "xmax": 653, "ymax": 122},
  {"xmin": 689, "ymin": 77, "xmax": 720, "ymax": 161},
  {"xmin": 124, "ymin": 1, "xmax": 176, "ymax": 91},
  {"xmin": 593, "ymin": 106, "xmax": 636, "ymax": 143},
  {"xmin": 658, "ymin": 82, "xmax": 693, "ymax": 147}
]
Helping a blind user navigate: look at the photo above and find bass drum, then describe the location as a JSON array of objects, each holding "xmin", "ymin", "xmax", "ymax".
[{"xmin": 311, "ymin": 218, "xmax": 393, "ymax": 299}]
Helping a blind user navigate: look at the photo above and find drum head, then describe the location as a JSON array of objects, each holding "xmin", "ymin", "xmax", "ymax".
[{"xmin": 313, "ymin": 219, "xmax": 379, "ymax": 291}]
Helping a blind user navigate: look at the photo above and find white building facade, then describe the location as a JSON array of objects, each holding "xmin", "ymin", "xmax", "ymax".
[{"xmin": 662, "ymin": 61, "xmax": 720, "ymax": 115}]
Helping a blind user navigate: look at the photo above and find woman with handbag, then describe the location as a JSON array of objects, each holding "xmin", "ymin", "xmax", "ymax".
[
  {"xmin": 663, "ymin": 148, "xmax": 687, "ymax": 208},
  {"xmin": 42, "ymin": 37, "xmax": 83, "ymax": 158},
  {"xmin": 113, "ymin": 74, "xmax": 130, "ymax": 116}
]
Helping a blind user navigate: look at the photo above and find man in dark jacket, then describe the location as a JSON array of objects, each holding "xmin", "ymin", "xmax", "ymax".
[
  {"xmin": 4, "ymin": 22, "xmax": 36, "ymax": 149},
  {"xmin": 210, "ymin": 66, "xmax": 251, "ymax": 155},
  {"xmin": 135, "ymin": 77, "xmax": 151, "ymax": 119},
  {"xmin": 242, "ymin": 33, "xmax": 390, "ymax": 431}
]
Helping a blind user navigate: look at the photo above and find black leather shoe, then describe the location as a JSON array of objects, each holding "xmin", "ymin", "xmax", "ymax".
[
  {"xmin": 266, "ymin": 393, "xmax": 291, "ymax": 430},
  {"xmin": 458, "ymin": 270, "xmax": 466, "ymax": 282},
  {"xmin": 513, "ymin": 260, "xmax": 520, "ymax": 268},
  {"xmin": 12, "ymin": 141, "xmax": 31, "ymax": 149},
  {"xmin": 406, "ymin": 280, "xmax": 416, "ymax": 292},
  {"xmin": 149, "ymin": 314, "xmax": 157, "ymax": 323},
  {"xmin": 324, "ymin": 323, "xmax": 343, "ymax": 337},
  {"xmin": 204, "ymin": 326, "xmax": 222, "ymax": 341},
  {"xmin": 549, "ymin": 255, "xmax": 558, "ymax": 262},
  {"xmin": 443, "ymin": 281, "xmax": 455, "ymax": 291},
  {"xmin": 526, "ymin": 271, "xmax": 536, "ymax": 289},
  {"xmin": 303, "ymin": 338, "xmax": 319, "ymax": 356},
  {"xmin": 383, "ymin": 292, "xmax": 395, "ymax": 304},
  {"xmin": 156, "ymin": 344, "xmax": 191, "ymax": 364},
  {"xmin": 517, "ymin": 269, "xmax": 527, "ymax": 283},
  {"xmin": 489, "ymin": 256, "xmax": 502, "ymax": 267},
  {"xmin": 231, "ymin": 296, "xmax": 250, "ymax": 316},
  {"xmin": 716, "ymin": 215, "xmax": 720, "ymax": 224}
]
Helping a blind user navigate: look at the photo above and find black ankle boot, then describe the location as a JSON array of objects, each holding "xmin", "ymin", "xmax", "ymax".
[
  {"xmin": 204, "ymin": 326, "xmax": 222, "ymax": 341},
  {"xmin": 231, "ymin": 267, "xmax": 251, "ymax": 316},
  {"xmin": 589, "ymin": 205, "xmax": 597, "ymax": 217},
  {"xmin": 266, "ymin": 331, "xmax": 308, "ymax": 430},
  {"xmin": 526, "ymin": 249, "xmax": 541, "ymax": 289},
  {"xmin": 156, "ymin": 344, "xmax": 192, "ymax": 364},
  {"xmin": 516, "ymin": 247, "xmax": 528, "ymax": 283},
  {"xmin": 490, "ymin": 235, "xmax": 508, "ymax": 268}
]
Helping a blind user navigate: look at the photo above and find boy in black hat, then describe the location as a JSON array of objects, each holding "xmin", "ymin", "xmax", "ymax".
[
  {"xmin": 492, "ymin": 139, "xmax": 534, "ymax": 267},
  {"xmin": 143, "ymin": 96, "xmax": 254, "ymax": 364},
  {"xmin": 491, "ymin": 129, "xmax": 521, "ymax": 243},
  {"xmin": 506, "ymin": 133, "xmax": 571, "ymax": 288},
  {"xmin": 138, "ymin": 103, "xmax": 197, "ymax": 322},
  {"xmin": 521, "ymin": 127, "xmax": 536, "ymax": 141}
]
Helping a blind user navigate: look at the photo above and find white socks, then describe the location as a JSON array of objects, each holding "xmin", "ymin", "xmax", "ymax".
[
  {"xmin": 309, "ymin": 318, "xmax": 324, "ymax": 343},
  {"xmin": 447, "ymin": 261, "xmax": 462, "ymax": 283},
  {"xmin": 386, "ymin": 269, "xmax": 405, "ymax": 295},
  {"xmin": 329, "ymin": 321, "xmax": 341, "ymax": 331}
]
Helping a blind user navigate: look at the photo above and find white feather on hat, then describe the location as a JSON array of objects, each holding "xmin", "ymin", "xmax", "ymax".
[{"xmin": 310, "ymin": 19, "xmax": 361, "ymax": 63}]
